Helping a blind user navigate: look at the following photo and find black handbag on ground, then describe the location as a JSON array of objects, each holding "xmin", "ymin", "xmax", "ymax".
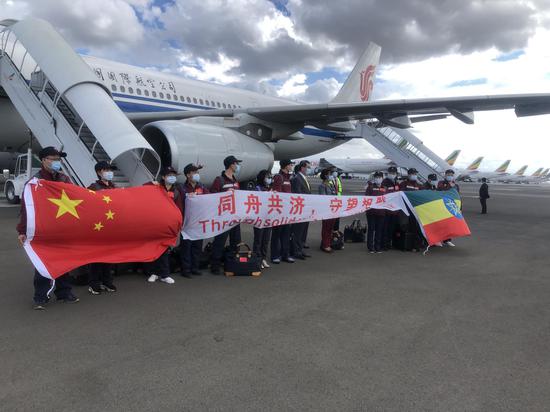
[
  {"xmin": 199, "ymin": 242, "xmax": 213, "ymax": 269},
  {"xmin": 331, "ymin": 230, "xmax": 345, "ymax": 250},
  {"xmin": 344, "ymin": 219, "xmax": 366, "ymax": 243},
  {"xmin": 224, "ymin": 243, "xmax": 262, "ymax": 277}
]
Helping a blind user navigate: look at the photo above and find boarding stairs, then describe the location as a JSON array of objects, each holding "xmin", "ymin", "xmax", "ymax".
[
  {"xmin": 0, "ymin": 18, "xmax": 160, "ymax": 187},
  {"xmin": 352, "ymin": 122, "xmax": 450, "ymax": 181}
]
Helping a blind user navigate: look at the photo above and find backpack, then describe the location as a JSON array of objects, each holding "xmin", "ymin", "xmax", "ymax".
[
  {"xmin": 344, "ymin": 219, "xmax": 366, "ymax": 243},
  {"xmin": 331, "ymin": 230, "xmax": 345, "ymax": 250}
]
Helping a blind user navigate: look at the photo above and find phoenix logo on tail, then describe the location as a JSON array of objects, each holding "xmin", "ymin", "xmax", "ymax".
[{"xmin": 360, "ymin": 65, "xmax": 376, "ymax": 101}]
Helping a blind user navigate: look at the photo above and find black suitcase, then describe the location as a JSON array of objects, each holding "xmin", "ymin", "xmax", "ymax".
[
  {"xmin": 224, "ymin": 243, "xmax": 262, "ymax": 277},
  {"xmin": 331, "ymin": 230, "xmax": 345, "ymax": 250},
  {"xmin": 344, "ymin": 219, "xmax": 366, "ymax": 243},
  {"xmin": 393, "ymin": 230, "xmax": 417, "ymax": 251},
  {"xmin": 199, "ymin": 241, "xmax": 213, "ymax": 269}
]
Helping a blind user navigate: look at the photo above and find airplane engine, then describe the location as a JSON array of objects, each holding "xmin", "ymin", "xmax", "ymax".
[{"xmin": 140, "ymin": 121, "xmax": 274, "ymax": 185}]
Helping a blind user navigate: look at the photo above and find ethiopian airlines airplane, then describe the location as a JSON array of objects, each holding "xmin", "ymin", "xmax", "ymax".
[{"xmin": 2, "ymin": 18, "xmax": 550, "ymax": 186}]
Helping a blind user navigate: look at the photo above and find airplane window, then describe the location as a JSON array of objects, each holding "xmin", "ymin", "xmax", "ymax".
[
  {"xmin": 173, "ymin": 94, "xmax": 178, "ymax": 100},
  {"xmin": 120, "ymin": 86, "xmax": 126, "ymax": 93},
  {"xmin": 199, "ymin": 99, "xmax": 203, "ymax": 105},
  {"xmin": 111, "ymin": 84, "xmax": 117, "ymax": 92},
  {"xmin": 193, "ymin": 97, "xmax": 197, "ymax": 104},
  {"xmin": 152, "ymin": 91, "xmax": 157, "ymax": 97},
  {"xmin": 179, "ymin": 96, "xmax": 184, "ymax": 102},
  {"xmin": 137, "ymin": 88, "xmax": 142, "ymax": 95},
  {"xmin": 144, "ymin": 89, "xmax": 149, "ymax": 97},
  {"xmin": 128, "ymin": 87, "xmax": 134, "ymax": 94},
  {"xmin": 187, "ymin": 97, "xmax": 191, "ymax": 103},
  {"xmin": 166, "ymin": 93, "xmax": 171, "ymax": 100},
  {"xmin": 205, "ymin": 100, "xmax": 210, "ymax": 106},
  {"xmin": 232, "ymin": 104, "xmax": 237, "ymax": 108},
  {"xmin": 217, "ymin": 102, "xmax": 221, "ymax": 108},
  {"xmin": 159, "ymin": 92, "xmax": 164, "ymax": 99},
  {"xmin": 222, "ymin": 103, "xmax": 227, "ymax": 108}
]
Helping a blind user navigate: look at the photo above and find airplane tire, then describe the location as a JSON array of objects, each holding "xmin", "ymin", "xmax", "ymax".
[{"xmin": 5, "ymin": 183, "xmax": 20, "ymax": 204}]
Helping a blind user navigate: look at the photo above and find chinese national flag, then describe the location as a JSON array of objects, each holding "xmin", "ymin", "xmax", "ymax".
[{"xmin": 22, "ymin": 179, "xmax": 182, "ymax": 279}]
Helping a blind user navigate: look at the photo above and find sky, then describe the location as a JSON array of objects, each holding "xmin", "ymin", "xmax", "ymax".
[{"xmin": 2, "ymin": 0, "xmax": 550, "ymax": 174}]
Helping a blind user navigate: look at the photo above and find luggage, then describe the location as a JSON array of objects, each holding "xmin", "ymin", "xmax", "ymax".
[
  {"xmin": 393, "ymin": 230, "xmax": 417, "ymax": 251},
  {"xmin": 331, "ymin": 230, "xmax": 345, "ymax": 250},
  {"xmin": 224, "ymin": 243, "xmax": 262, "ymax": 277},
  {"xmin": 199, "ymin": 241, "xmax": 213, "ymax": 269},
  {"xmin": 344, "ymin": 219, "xmax": 366, "ymax": 243}
]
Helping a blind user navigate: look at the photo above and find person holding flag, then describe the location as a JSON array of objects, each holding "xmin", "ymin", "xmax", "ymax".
[
  {"xmin": 437, "ymin": 169, "xmax": 461, "ymax": 247},
  {"xmin": 17, "ymin": 147, "xmax": 79, "ymax": 310}
]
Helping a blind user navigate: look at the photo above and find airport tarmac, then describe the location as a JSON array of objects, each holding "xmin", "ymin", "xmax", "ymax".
[{"xmin": 1, "ymin": 181, "xmax": 549, "ymax": 411}]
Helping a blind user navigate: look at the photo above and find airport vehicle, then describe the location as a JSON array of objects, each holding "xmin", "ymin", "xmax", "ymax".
[
  {"xmin": 3, "ymin": 18, "xmax": 550, "ymax": 190},
  {"xmin": 2, "ymin": 150, "xmax": 39, "ymax": 204}
]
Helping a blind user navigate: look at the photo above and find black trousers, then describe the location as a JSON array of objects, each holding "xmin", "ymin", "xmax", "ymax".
[
  {"xmin": 302, "ymin": 222, "xmax": 309, "ymax": 245},
  {"xmin": 271, "ymin": 224, "xmax": 291, "ymax": 260},
  {"xmin": 253, "ymin": 227, "xmax": 272, "ymax": 259},
  {"xmin": 148, "ymin": 249, "xmax": 171, "ymax": 278},
  {"xmin": 333, "ymin": 218, "xmax": 340, "ymax": 231},
  {"xmin": 290, "ymin": 222, "xmax": 308, "ymax": 257},
  {"xmin": 89, "ymin": 263, "xmax": 113, "ymax": 289},
  {"xmin": 181, "ymin": 238, "xmax": 203, "ymax": 273},
  {"xmin": 480, "ymin": 198, "xmax": 487, "ymax": 214},
  {"xmin": 383, "ymin": 213, "xmax": 398, "ymax": 249},
  {"xmin": 367, "ymin": 213, "xmax": 385, "ymax": 251},
  {"xmin": 211, "ymin": 225, "xmax": 241, "ymax": 268},
  {"xmin": 33, "ymin": 271, "xmax": 72, "ymax": 303}
]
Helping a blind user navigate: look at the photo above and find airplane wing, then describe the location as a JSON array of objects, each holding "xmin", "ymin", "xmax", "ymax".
[{"xmin": 126, "ymin": 93, "xmax": 550, "ymax": 128}]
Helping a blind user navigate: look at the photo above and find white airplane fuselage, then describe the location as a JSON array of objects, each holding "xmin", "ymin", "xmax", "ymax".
[{"xmin": 0, "ymin": 54, "xmax": 348, "ymax": 160}]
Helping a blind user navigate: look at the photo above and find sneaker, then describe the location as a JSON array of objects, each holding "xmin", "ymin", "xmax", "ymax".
[
  {"xmin": 101, "ymin": 283, "xmax": 117, "ymax": 293},
  {"xmin": 303, "ymin": 244, "xmax": 310, "ymax": 249},
  {"xmin": 376, "ymin": 251, "xmax": 383, "ymax": 254},
  {"xmin": 88, "ymin": 286, "xmax": 101, "ymax": 295},
  {"xmin": 434, "ymin": 242, "xmax": 444, "ymax": 247},
  {"xmin": 444, "ymin": 241, "xmax": 456, "ymax": 247},
  {"xmin": 368, "ymin": 249, "xmax": 375, "ymax": 253},
  {"xmin": 181, "ymin": 272, "xmax": 193, "ymax": 279},
  {"xmin": 33, "ymin": 301, "xmax": 47, "ymax": 310},
  {"xmin": 283, "ymin": 257, "xmax": 295, "ymax": 263},
  {"xmin": 59, "ymin": 294, "xmax": 79, "ymax": 304},
  {"xmin": 160, "ymin": 276, "xmax": 175, "ymax": 284},
  {"xmin": 271, "ymin": 258, "xmax": 281, "ymax": 264},
  {"xmin": 147, "ymin": 274, "xmax": 159, "ymax": 283},
  {"xmin": 262, "ymin": 259, "xmax": 270, "ymax": 268}
]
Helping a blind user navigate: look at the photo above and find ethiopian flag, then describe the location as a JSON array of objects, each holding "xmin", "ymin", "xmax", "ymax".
[
  {"xmin": 403, "ymin": 189, "xmax": 471, "ymax": 245},
  {"xmin": 21, "ymin": 178, "xmax": 182, "ymax": 279}
]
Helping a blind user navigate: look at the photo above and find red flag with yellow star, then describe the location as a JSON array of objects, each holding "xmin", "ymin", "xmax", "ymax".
[{"xmin": 22, "ymin": 178, "xmax": 183, "ymax": 279}]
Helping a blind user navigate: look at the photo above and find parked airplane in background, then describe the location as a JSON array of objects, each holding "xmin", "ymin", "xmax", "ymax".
[
  {"xmin": 445, "ymin": 150, "xmax": 461, "ymax": 166},
  {"xmin": 511, "ymin": 167, "xmax": 545, "ymax": 183},
  {"xmin": 464, "ymin": 159, "xmax": 511, "ymax": 181},
  {"xmin": 3, "ymin": 18, "xmax": 550, "ymax": 191},
  {"xmin": 456, "ymin": 156, "xmax": 484, "ymax": 180},
  {"xmin": 499, "ymin": 165, "xmax": 529, "ymax": 183}
]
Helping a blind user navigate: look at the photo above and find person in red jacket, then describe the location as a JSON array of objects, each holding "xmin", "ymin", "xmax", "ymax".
[
  {"xmin": 270, "ymin": 159, "xmax": 295, "ymax": 264},
  {"xmin": 437, "ymin": 169, "xmax": 460, "ymax": 247},
  {"xmin": 17, "ymin": 147, "xmax": 79, "ymax": 310},
  {"xmin": 180, "ymin": 163, "xmax": 209, "ymax": 277},
  {"xmin": 382, "ymin": 166, "xmax": 400, "ymax": 250},
  {"xmin": 365, "ymin": 171, "xmax": 386, "ymax": 253},
  {"xmin": 209, "ymin": 155, "xmax": 242, "ymax": 274},
  {"xmin": 399, "ymin": 168, "xmax": 422, "ymax": 191},
  {"xmin": 423, "ymin": 173, "xmax": 438, "ymax": 190},
  {"xmin": 87, "ymin": 161, "xmax": 118, "ymax": 295},
  {"xmin": 399, "ymin": 168, "xmax": 423, "ymax": 251}
]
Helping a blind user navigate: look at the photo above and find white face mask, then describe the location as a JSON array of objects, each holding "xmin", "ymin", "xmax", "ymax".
[
  {"xmin": 430, "ymin": 179, "xmax": 438, "ymax": 185},
  {"xmin": 165, "ymin": 175, "xmax": 177, "ymax": 185},
  {"xmin": 235, "ymin": 164, "xmax": 241, "ymax": 175},
  {"xmin": 374, "ymin": 178, "xmax": 383, "ymax": 185},
  {"xmin": 409, "ymin": 175, "xmax": 418, "ymax": 181},
  {"xmin": 388, "ymin": 173, "xmax": 396, "ymax": 180},
  {"xmin": 264, "ymin": 177, "xmax": 272, "ymax": 185},
  {"xmin": 50, "ymin": 160, "xmax": 62, "ymax": 172},
  {"xmin": 192, "ymin": 173, "xmax": 201, "ymax": 183},
  {"xmin": 332, "ymin": 171, "xmax": 338, "ymax": 178},
  {"xmin": 445, "ymin": 175, "xmax": 454, "ymax": 182},
  {"xmin": 102, "ymin": 171, "xmax": 114, "ymax": 181}
]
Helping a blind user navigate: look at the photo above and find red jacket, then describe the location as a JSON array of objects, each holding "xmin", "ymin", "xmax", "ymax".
[
  {"xmin": 365, "ymin": 182, "xmax": 387, "ymax": 216},
  {"xmin": 399, "ymin": 179, "xmax": 422, "ymax": 191},
  {"xmin": 437, "ymin": 180, "xmax": 460, "ymax": 192},
  {"xmin": 272, "ymin": 171, "xmax": 292, "ymax": 193},
  {"xmin": 210, "ymin": 172, "xmax": 239, "ymax": 193},
  {"xmin": 17, "ymin": 168, "xmax": 72, "ymax": 235},
  {"xmin": 382, "ymin": 177, "xmax": 400, "ymax": 193},
  {"xmin": 87, "ymin": 179, "xmax": 116, "ymax": 191}
]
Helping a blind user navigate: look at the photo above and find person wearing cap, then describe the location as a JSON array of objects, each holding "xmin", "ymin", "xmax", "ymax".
[
  {"xmin": 318, "ymin": 168, "xmax": 337, "ymax": 252},
  {"xmin": 399, "ymin": 168, "xmax": 425, "ymax": 251},
  {"xmin": 399, "ymin": 168, "xmax": 422, "ymax": 191},
  {"xmin": 270, "ymin": 159, "xmax": 295, "ymax": 264},
  {"xmin": 180, "ymin": 163, "xmax": 209, "ymax": 277},
  {"xmin": 290, "ymin": 160, "xmax": 312, "ymax": 260},
  {"xmin": 86, "ymin": 161, "xmax": 118, "ymax": 295},
  {"xmin": 253, "ymin": 169, "xmax": 273, "ymax": 269},
  {"xmin": 209, "ymin": 155, "xmax": 242, "ymax": 274},
  {"xmin": 382, "ymin": 166, "xmax": 400, "ymax": 250},
  {"xmin": 146, "ymin": 166, "xmax": 182, "ymax": 284},
  {"xmin": 365, "ymin": 171, "xmax": 387, "ymax": 253},
  {"xmin": 329, "ymin": 166, "xmax": 343, "ymax": 231},
  {"xmin": 437, "ymin": 169, "xmax": 460, "ymax": 247},
  {"xmin": 424, "ymin": 173, "xmax": 438, "ymax": 190},
  {"xmin": 16, "ymin": 147, "xmax": 78, "ymax": 309}
]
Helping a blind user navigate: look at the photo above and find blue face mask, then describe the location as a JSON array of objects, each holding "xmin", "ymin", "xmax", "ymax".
[
  {"xmin": 235, "ymin": 164, "xmax": 241, "ymax": 175},
  {"xmin": 165, "ymin": 175, "xmax": 177, "ymax": 185},
  {"xmin": 306, "ymin": 167, "xmax": 313, "ymax": 176},
  {"xmin": 264, "ymin": 177, "xmax": 272, "ymax": 185},
  {"xmin": 50, "ymin": 160, "xmax": 62, "ymax": 172},
  {"xmin": 388, "ymin": 173, "xmax": 397, "ymax": 180},
  {"xmin": 409, "ymin": 175, "xmax": 418, "ymax": 181},
  {"xmin": 445, "ymin": 175, "xmax": 454, "ymax": 182},
  {"xmin": 430, "ymin": 179, "xmax": 438, "ymax": 185},
  {"xmin": 102, "ymin": 171, "xmax": 114, "ymax": 181},
  {"xmin": 192, "ymin": 173, "xmax": 201, "ymax": 183}
]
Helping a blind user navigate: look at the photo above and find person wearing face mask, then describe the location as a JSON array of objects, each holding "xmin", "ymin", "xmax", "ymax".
[
  {"xmin": 437, "ymin": 169, "xmax": 460, "ymax": 247},
  {"xmin": 146, "ymin": 166, "xmax": 181, "ymax": 284},
  {"xmin": 209, "ymin": 155, "xmax": 242, "ymax": 274},
  {"xmin": 399, "ymin": 168, "xmax": 422, "ymax": 191},
  {"xmin": 424, "ymin": 173, "xmax": 439, "ymax": 190},
  {"xmin": 180, "ymin": 163, "xmax": 209, "ymax": 277},
  {"xmin": 86, "ymin": 161, "xmax": 118, "ymax": 295},
  {"xmin": 270, "ymin": 159, "xmax": 295, "ymax": 264},
  {"xmin": 382, "ymin": 166, "xmax": 400, "ymax": 250},
  {"xmin": 290, "ymin": 160, "xmax": 312, "ymax": 260},
  {"xmin": 329, "ymin": 166, "xmax": 343, "ymax": 231},
  {"xmin": 399, "ymin": 168, "xmax": 424, "ymax": 251},
  {"xmin": 318, "ymin": 168, "xmax": 337, "ymax": 252},
  {"xmin": 253, "ymin": 169, "xmax": 273, "ymax": 269},
  {"xmin": 365, "ymin": 172, "xmax": 386, "ymax": 253},
  {"xmin": 17, "ymin": 147, "xmax": 79, "ymax": 310}
]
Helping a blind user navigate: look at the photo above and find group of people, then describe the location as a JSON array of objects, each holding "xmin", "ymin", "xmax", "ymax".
[{"xmin": 17, "ymin": 146, "xmax": 468, "ymax": 310}]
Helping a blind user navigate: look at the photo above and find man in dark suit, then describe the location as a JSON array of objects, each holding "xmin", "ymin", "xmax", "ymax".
[
  {"xmin": 479, "ymin": 177, "xmax": 490, "ymax": 214},
  {"xmin": 290, "ymin": 160, "xmax": 312, "ymax": 260}
]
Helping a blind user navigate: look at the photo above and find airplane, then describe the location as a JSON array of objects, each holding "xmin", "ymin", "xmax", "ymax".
[
  {"xmin": 445, "ymin": 150, "xmax": 461, "ymax": 167},
  {"xmin": 3, "ymin": 17, "xmax": 550, "ymax": 188},
  {"xmin": 456, "ymin": 156, "xmax": 484, "ymax": 180},
  {"xmin": 464, "ymin": 159, "xmax": 512, "ymax": 181},
  {"xmin": 498, "ymin": 165, "xmax": 530, "ymax": 183},
  {"xmin": 516, "ymin": 167, "xmax": 545, "ymax": 184}
]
